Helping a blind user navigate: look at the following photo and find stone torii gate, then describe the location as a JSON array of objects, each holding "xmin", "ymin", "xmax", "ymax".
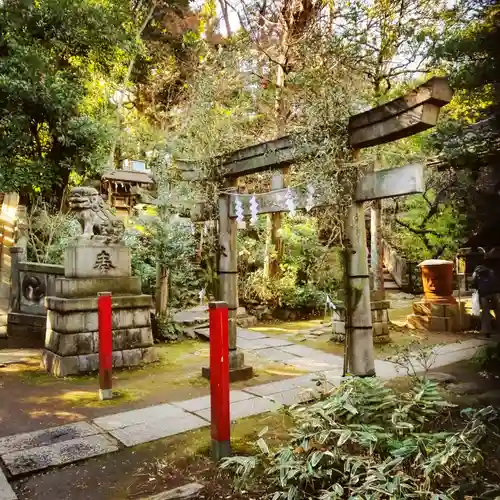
[{"xmin": 182, "ymin": 76, "xmax": 453, "ymax": 381}]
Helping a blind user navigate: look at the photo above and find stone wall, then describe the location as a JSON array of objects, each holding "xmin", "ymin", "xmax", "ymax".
[
  {"xmin": 7, "ymin": 248, "xmax": 64, "ymax": 348},
  {"xmin": 331, "ymin": 292, "xmax": 390, "ymax": 344}
]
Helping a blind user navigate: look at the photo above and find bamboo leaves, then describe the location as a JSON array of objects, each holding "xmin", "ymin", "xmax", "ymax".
[{"xmin": 220, "ymin": 377, "xmax": 499, "ymax": 499}]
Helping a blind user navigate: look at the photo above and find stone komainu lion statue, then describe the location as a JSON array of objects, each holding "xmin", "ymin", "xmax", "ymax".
[{"xmin": 68, "ymin": 186, "xmax": 125, "ymax": 244}]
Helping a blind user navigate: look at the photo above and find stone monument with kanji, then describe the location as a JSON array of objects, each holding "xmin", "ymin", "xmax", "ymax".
[{"xmin": 42, "ymin": 187, "xmax": 157, "ymax": 377}]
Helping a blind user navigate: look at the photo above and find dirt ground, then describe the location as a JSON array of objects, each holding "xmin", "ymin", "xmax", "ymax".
[
  {"xmin": 10, "ymin": 353, "xmax": 500, "ymax": 500},
  {"xmin": 11, "ymin": 412, "xmax": 291, "ymax": 500},
  {"xmin": 0, "ymin": 340, "xmax": 306, "ymax": 438}
]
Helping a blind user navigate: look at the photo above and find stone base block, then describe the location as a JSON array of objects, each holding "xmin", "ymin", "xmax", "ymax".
[
  {"xmin": 236, "ymin": 315, "xmax": 258, "ymax": 328},
  {"xmin": 407, "ymin": 301, "xmax": 468, "ymax": 332},
  {"xmin": 332, "ymin": 320, "xmax": 345, "ymax": 334},
  {"xmin": 65, "ymin": 240, "xmax": 131, "ymax": 279},
  {"xmin": 229, "ymin": 350, "xmax": 245, "ymax": 370},
  {"xmin": 373, "ymin": 322, "xmax": 390, "ymax": 343},
  {"xmin": 407, "ymin": 314, "xmax": 457, "ymax": 332},
  {"xmin": 45, "ymin": 295, "xmax": 152, "ymax": 334},
  {"xmin": 331, "ymin": 299, "xmax": 391, "ymax": 344},
  {"xmin": 54, "ymin": 276, "xmax": 141, "ymax": 298},
  {"xmin": 43, "ymin": 293, "xmax": 155, "ymax": 375},
  {"xmin": 202, "ymin": 365, "xmax": 254, "ymax": 382},
  {"xmin": 412, "ymin": 301, "xmax": 464, "ymax": 318},
  {"xmin": 44, "ymin": 327, "xmax": 154, "ymax": 356},
  {"xmin": 7, "ymin": 312, "xmax": 46, "ymax": 348},
  {"xmin": 42, "ymin": 347, "xmax": 159, "ymax": 377}
]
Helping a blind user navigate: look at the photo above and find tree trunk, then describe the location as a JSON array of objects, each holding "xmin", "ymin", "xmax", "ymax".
[
  {"xmin": 218, "ymin": 0, "xmax": 231, "ymax": 36},
  {"xmin": 263, "ymin": 25, "xmax": 289, "ymax": 278},
  {"xmin": 155, "ymin": 262, "xmax": 169, "ymax": 317},
  {"xmin": 264, "ymin": 171, "xmax": 286, "ymax": 278}
]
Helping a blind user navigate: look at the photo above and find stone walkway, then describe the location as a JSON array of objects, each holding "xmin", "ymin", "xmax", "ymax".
[
  {"xmin": 236, "ymin": 328, "xmax": 344, "ymax": 372},
  {"xmin": 0, "ymin": 349, "xmax": 39, "ymax": 367},
  {"xmin": 0, "ymin": 334, "xmax": 495, "ymax": 499}
]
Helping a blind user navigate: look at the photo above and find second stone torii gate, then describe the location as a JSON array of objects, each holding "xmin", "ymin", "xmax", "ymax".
[
  {"xmin": 183, "ymin": 76, "xmax": 453, "ymax": 381},
  {"xmin": 217, "ymin": 163, "xmax": 424, "ymax": 379}
]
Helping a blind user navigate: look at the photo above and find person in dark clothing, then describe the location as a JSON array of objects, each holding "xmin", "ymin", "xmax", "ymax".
[{"xmin": 472, "ymin": 264, "xmax": 500, "ymax": 334}]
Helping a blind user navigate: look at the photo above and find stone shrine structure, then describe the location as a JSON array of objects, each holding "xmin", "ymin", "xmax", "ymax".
[
  {"xmin": 406, "ymin": 259, "xmax": 467, "ymax": 332},
  {"xmin": 42, "ymin": 187, "xmax": 157, "ymax": 377}
]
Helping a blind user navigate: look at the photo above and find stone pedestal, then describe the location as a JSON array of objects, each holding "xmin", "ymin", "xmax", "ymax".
[
  {"xmin": 406, "ymin": 259, "xmax": 468, "ymax": 332},
  {"xmin": 331, "ymin": 292, "xmax": 391, "ymax": 344},
  {"xmin": 43, "ymin": 237, "xmax": 157, "ymax": 377},
  {"xmin": 406, "ymin": 301, "xmax": 469, "ymax": 332}
]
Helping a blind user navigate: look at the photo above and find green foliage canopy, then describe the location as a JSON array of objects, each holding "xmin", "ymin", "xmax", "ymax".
[{"xmin": 0, "ymin": 0, "xmax": 134, "ymax": 198}]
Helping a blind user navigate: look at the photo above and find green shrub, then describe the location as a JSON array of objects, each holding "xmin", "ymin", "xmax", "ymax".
[
  {"xmin": 25, "ymin": 199, "xmax": 80, "ymax": 264},
  {"xmin": 221, "ymin": 377, "xmax": 498, "ymax": 499},
  {"xmin": 238, "ymin": 215, "xmax": 343, "ymax": 309},
  {"xmin": 124, "ymin": 216, "xmax": 202, "ymax": 308}
]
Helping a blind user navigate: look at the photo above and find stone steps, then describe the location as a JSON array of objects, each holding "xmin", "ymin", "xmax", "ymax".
[
  {"xmin": 383, "ymin": 267, "xmax": 400, "ymax": 291},
  {"xmin": 175, "ymin": 306, "xmax": 257, "ymax": 337}
]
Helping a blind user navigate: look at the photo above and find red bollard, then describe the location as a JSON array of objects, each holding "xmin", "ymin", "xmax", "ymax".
[
  {"xmin": 209, "ymin": 301, "xmax": 231, "ymax": 460},
  {"xmin": 97, "ymin": 292, "xmax": 113, "ymax": 400}
]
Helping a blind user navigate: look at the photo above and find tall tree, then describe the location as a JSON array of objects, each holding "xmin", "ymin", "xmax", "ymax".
[
  {"xmin": 0, "ymin": 0, "xmax": 133, "ymax": 203},
  {"xmin": 434, "ymin": 0, "xmax": 500, "ymax": 123}
]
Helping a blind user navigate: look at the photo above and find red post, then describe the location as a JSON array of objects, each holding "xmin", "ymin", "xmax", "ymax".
[
  {"xmin": 209, "ymin": 301, "xmax": 230, "ymax": 460},
  {"xmin": 98, "ymin": 292, "xmax": 113, "ymax": 400}
]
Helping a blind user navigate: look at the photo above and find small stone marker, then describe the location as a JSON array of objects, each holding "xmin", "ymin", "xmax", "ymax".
[{"xmin": 140, "ymin": 483, "xmax": 204, "ymax": 500}]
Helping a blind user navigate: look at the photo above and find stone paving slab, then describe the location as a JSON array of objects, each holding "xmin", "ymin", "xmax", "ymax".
[
  {"xmin": 434, "ymin": 338, "xmax": 492, "ymax": 354},
  {"xmin": 376, "ymin": 342, "xmax": 492, "ymax": 378},
  {"xmin": 237, "ymin": 328, "xmax": 269, "ymax": 340},
  {"xmin": 171, "ymin": 390, "xmax": 254, "ymax": 412},
  {"xmin": 195, "ymin": 396, "xmax": 280, "ymax": 422},
  {"xmin": 243, "ymin": 370, "xmax": 342, "ymax": 398},
  {"xmin": 250, "ymin": 347, "xmax": 299, "ymax": 362},
  {"xmin": 236, "ymin": 337, "xmax": 294, "ymax": 350},
  {"xmin": 265, "ymin": 387, "xmax": 316, "ymax": 406},
  {"xmin": 108, "ymin": 413, "xmax": 208, "ymax": 447},
  {"xmin": 2, "ymin": 434, "xmax": 119, "ymax": 476},
  {"xmin": 284, "ymin": 358, "xmax": 341, "ymax": 372},
  {"xmin": 279, "ymin": 344, "xmax": 343, "ymax": 364},
  {"xmin": 430, "ymin": 347, "xmax": 484, "ymax": 369},
  {"xmin": 0, "ymin": 422, "xmax": 101, "ymax": 455},
  {"xmin": 374, "ymin": 360, "xmax": 400, "ymax": 379},
  {"xmin": 94, "ymin": 403, "xmax": 187, "ymax": 432},
  {"xmin": 0, "ymin": 467, "xmax": 17, "ymax": 500},
  {"xmin": 243, "ymin": 374, "xmax": 319, "ymax": 397},
  {"xmin": 172, "ymin": 306, "xmax": 208, "ymax": 325},
  {"xmin": 140, "ymin": 483, "xmax": 204, "ymax": 500},
  {"xmin": 0, "ymin": 349, "xmax": 40, "ymax": 367}
]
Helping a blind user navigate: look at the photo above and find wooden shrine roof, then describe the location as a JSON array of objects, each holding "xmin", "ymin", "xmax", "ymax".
[{"xmin": 102, "ymin": 170, "xmax": 154, "ymax": 184}]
